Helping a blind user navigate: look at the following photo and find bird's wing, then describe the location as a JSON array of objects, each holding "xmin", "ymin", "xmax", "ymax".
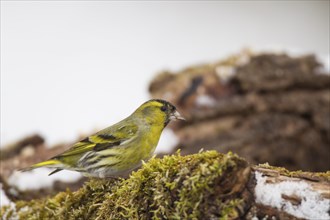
[{"xmin": 58, "ymin": 123, "xmax": 138, "ymax": 157}]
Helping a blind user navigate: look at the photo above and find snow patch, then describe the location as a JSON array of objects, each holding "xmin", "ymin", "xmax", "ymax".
[
  {"xmin": 254, "ymin": 171, "xmax": 330, "ymax": 219},
  {"xmin": 317, "ymin": 54, "xmax": 330, "ymax": 74},
  {"xmin": 0, "ymin": 184, "xmax": 12, "ymax": 207},
  {"xmin": 155, "ymin": 129, "xmax": 179, "ymax": 154},
  {"xmin": 215, "ymin": 65, "xmax": 236, "ymax": 83},
  {"xmin": 195, "ymin": 95, "xmax": 217, "ymax": 107},
  {"xmin": 8, "ymin": 169, "xmax": 82, "ymax": 191},
  {"xmin": 0, "ymin": 195, "xmax": 17, "ymax": 219}
]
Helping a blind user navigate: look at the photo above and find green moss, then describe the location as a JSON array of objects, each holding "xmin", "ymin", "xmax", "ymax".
[
  {"xmin": 256, "ymin": 163, "xmax": 330, "ymax": 181},
  {"xmin": 1, "ymin": 151, "xmax": 251, "ymax": 219}
]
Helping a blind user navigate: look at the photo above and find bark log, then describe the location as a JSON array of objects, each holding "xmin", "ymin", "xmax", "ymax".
[
  {"xmin": 1, "ymin": 151, "xmax": 329, "ymax": 220},
  {"xmin": 149, "ymin": 51, "xmax": 330, "ymax": 172}
]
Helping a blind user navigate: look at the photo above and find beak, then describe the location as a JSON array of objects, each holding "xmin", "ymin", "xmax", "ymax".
[{"xmin": 170, "ymin": 110, "xmax": 186, "ymax": 121}]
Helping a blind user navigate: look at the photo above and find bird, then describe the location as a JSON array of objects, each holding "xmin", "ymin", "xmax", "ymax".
[{"xmin": 20, "ymin": 99, "xmax": 185, "ymax": 178}]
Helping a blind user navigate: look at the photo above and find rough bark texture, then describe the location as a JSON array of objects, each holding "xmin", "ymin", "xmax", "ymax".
[{"xmin": 149, "ymin": 52, "xmax": 330, "ymax": 172}]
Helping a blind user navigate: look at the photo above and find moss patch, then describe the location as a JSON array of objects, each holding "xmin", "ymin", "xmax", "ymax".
[
  {"xmin": 1, "ymin": 151, "xmax": 251, "ymax": 219},
  {"xmin": 256, "ymin": 163, "xmax": 330, "ymax": 182}
]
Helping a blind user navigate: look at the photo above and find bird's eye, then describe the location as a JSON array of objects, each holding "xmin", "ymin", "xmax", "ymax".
[{"xmin": 161, "ymin": 105, "xmax": 167, "ymax": 112}]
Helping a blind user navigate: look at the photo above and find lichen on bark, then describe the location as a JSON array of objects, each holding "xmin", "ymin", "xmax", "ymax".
[{"xmin": 1, "ymin": 151, "xmax": 251, "ymax": 220}]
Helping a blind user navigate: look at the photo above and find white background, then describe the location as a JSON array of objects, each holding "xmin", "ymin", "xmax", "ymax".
[{"xmin": 1, "ymin": 1, "xmax": 329, "ymax": 147}]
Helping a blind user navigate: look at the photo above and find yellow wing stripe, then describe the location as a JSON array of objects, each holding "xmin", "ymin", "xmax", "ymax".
[
  {"xmin": 20, "ymin": 159, "xmax": 61, "ymax": 172},
  {"xmin": 33, "ymin": 159, "xmax": 60, "ymax": 167}
]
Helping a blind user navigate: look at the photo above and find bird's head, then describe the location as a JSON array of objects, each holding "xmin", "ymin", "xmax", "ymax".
[{"xmin": 134, "ymin": 99, "xmax": 185, "ymax": 127}]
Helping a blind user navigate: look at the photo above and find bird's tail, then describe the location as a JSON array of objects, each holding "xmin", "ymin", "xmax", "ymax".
[{"xmin": 19, "ymin": 159, "xmax": 61, "ymax": 172}]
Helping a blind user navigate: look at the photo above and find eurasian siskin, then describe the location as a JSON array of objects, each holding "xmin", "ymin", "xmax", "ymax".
[{"xmin": 20, "ymin": 99, "xmax": 185, "ymax": 178}]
